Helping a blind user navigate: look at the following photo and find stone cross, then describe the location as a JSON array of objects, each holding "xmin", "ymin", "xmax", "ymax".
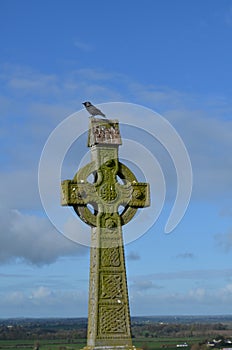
[{"xmin": 61, "ymin": 117, "xmax": 150, "ymax": 350}]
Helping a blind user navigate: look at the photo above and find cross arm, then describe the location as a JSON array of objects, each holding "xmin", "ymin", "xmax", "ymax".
[
  {"xmin": 128, "ymin": 183, "xmax": 150, "ymax": 208},
  {"xmin": 61, "ymin": 179, "xmax": 97, "ymax": 206}
]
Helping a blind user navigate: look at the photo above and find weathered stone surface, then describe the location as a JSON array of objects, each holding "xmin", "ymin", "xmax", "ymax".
[{"xmin": 61, "ymin": 117, "xmax": 150, "ymax": 350}]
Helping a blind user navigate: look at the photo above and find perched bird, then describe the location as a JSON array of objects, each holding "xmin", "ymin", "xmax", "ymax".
[{"xmin": 82, "ymin": 101, "xmax": 106, "ymax": 118}]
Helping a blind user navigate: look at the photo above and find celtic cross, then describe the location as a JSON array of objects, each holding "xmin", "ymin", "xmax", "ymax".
[{"xmin": 61, "ymin": 117, "xmax": 150, "ymax": 350}]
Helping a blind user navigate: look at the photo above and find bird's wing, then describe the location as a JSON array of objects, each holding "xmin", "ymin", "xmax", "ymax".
[{"xmin": 96, "ymin": 108, "xmax": 106, "ymax": 116}]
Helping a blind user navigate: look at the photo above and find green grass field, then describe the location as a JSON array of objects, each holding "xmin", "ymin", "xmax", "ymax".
[
  {"xmin": 0, "ymin": 338, "xmax": 85, "ymax": 349},
  {"xmin": 0, "ymin": 337, "xmax": 203, "ymax": 350}
]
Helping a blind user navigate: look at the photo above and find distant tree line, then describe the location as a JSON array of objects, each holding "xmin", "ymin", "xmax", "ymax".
[
  {"xmin": 0, "ymin": 319, "xmax": 230, "ymax": 341},
  {"xmin": 131, "ymin": 322, "xmax": 228, "ymax": 338}
]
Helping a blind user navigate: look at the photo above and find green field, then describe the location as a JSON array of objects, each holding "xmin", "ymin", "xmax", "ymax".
[
  {"xmin": 0, "ymin": 337, "xmax": 202, "ymax": 350},
  {"xmin": 0, "ymin": 338, "xmax": 85, "ymax": 349},
  {"xmin": 133, "ymin": 337, "xmax": 202, "ymax": 350}
]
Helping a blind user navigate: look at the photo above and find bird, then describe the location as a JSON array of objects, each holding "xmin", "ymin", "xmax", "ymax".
[{"xmin": 82, "ymin": 101, "xmax": 106, "ymax": 118}]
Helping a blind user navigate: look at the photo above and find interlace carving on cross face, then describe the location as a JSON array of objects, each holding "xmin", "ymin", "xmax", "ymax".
[{"xmin": 61, "ymin": 157, "xmax": 149, "ymax": 229}]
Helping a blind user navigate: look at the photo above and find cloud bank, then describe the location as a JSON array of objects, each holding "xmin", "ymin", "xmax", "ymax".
[{"xmin": 0, "ymin": 209, "xmax": 86, "ymax": 265}]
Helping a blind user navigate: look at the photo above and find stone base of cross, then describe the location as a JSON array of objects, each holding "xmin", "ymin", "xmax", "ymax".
[{"xmin": 61, "ymin": 117, "xmax": 150, "ymax": 350}]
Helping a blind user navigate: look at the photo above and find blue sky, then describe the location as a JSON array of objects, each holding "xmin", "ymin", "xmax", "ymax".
[{"xmin": 0, "ymin": 0, "xmax": 232, "ymax": 317}]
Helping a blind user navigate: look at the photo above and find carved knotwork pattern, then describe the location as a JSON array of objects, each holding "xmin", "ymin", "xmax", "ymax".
[
  {"xmin": 99, "ymin": 305, "xmax": 127, "ymax": 334},
  {"xmin": 100, "ymin": 183, "xmax": 117, "ymax": 202},
  {"xmin": 100, "ymin": 274, "xmax": 122, "ymax": 299},
  {"xmin": 101, "ymin": 248, "xmax": 121, "ymax": 267}
]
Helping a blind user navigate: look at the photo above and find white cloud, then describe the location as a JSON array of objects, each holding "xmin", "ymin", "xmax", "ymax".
[
  {"xmin": 0, "ymin": 63, "xmax": 60, "ymax": 97},
  {"xmin": 30, "ymin": 286, "xmax": 53, "ymax": 300},
  {"xmin": 2, "ymin": 281, "xmax": 232, "ymax": 317},
  {"xmin": 128, "ymin": 82, "xmax": 189, "ymax": 109},
  {"xmin": 220, "ymin": 283, "xmax": 232, "ymax": 296},
  {"xmin": 188, "ymin": 287, "xmax": 206, "ymax": 301},
  {"xmin": 128, "ymin": 268, "xmax": 232, "ymax": 314},
  {"xmin": 0, "ymin": 209, "xmax": 87, "ymax": 265},
  {"xmin": 4, "ymin": 291, "xmax": 25, "ymax": 305},
  {"xmin": 0, "ymin": 286, "xmax": 88, "ymax": 317},
  {"xmin": 129, "ymin": 284, "xmax": 232, "ymax": 316}
]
